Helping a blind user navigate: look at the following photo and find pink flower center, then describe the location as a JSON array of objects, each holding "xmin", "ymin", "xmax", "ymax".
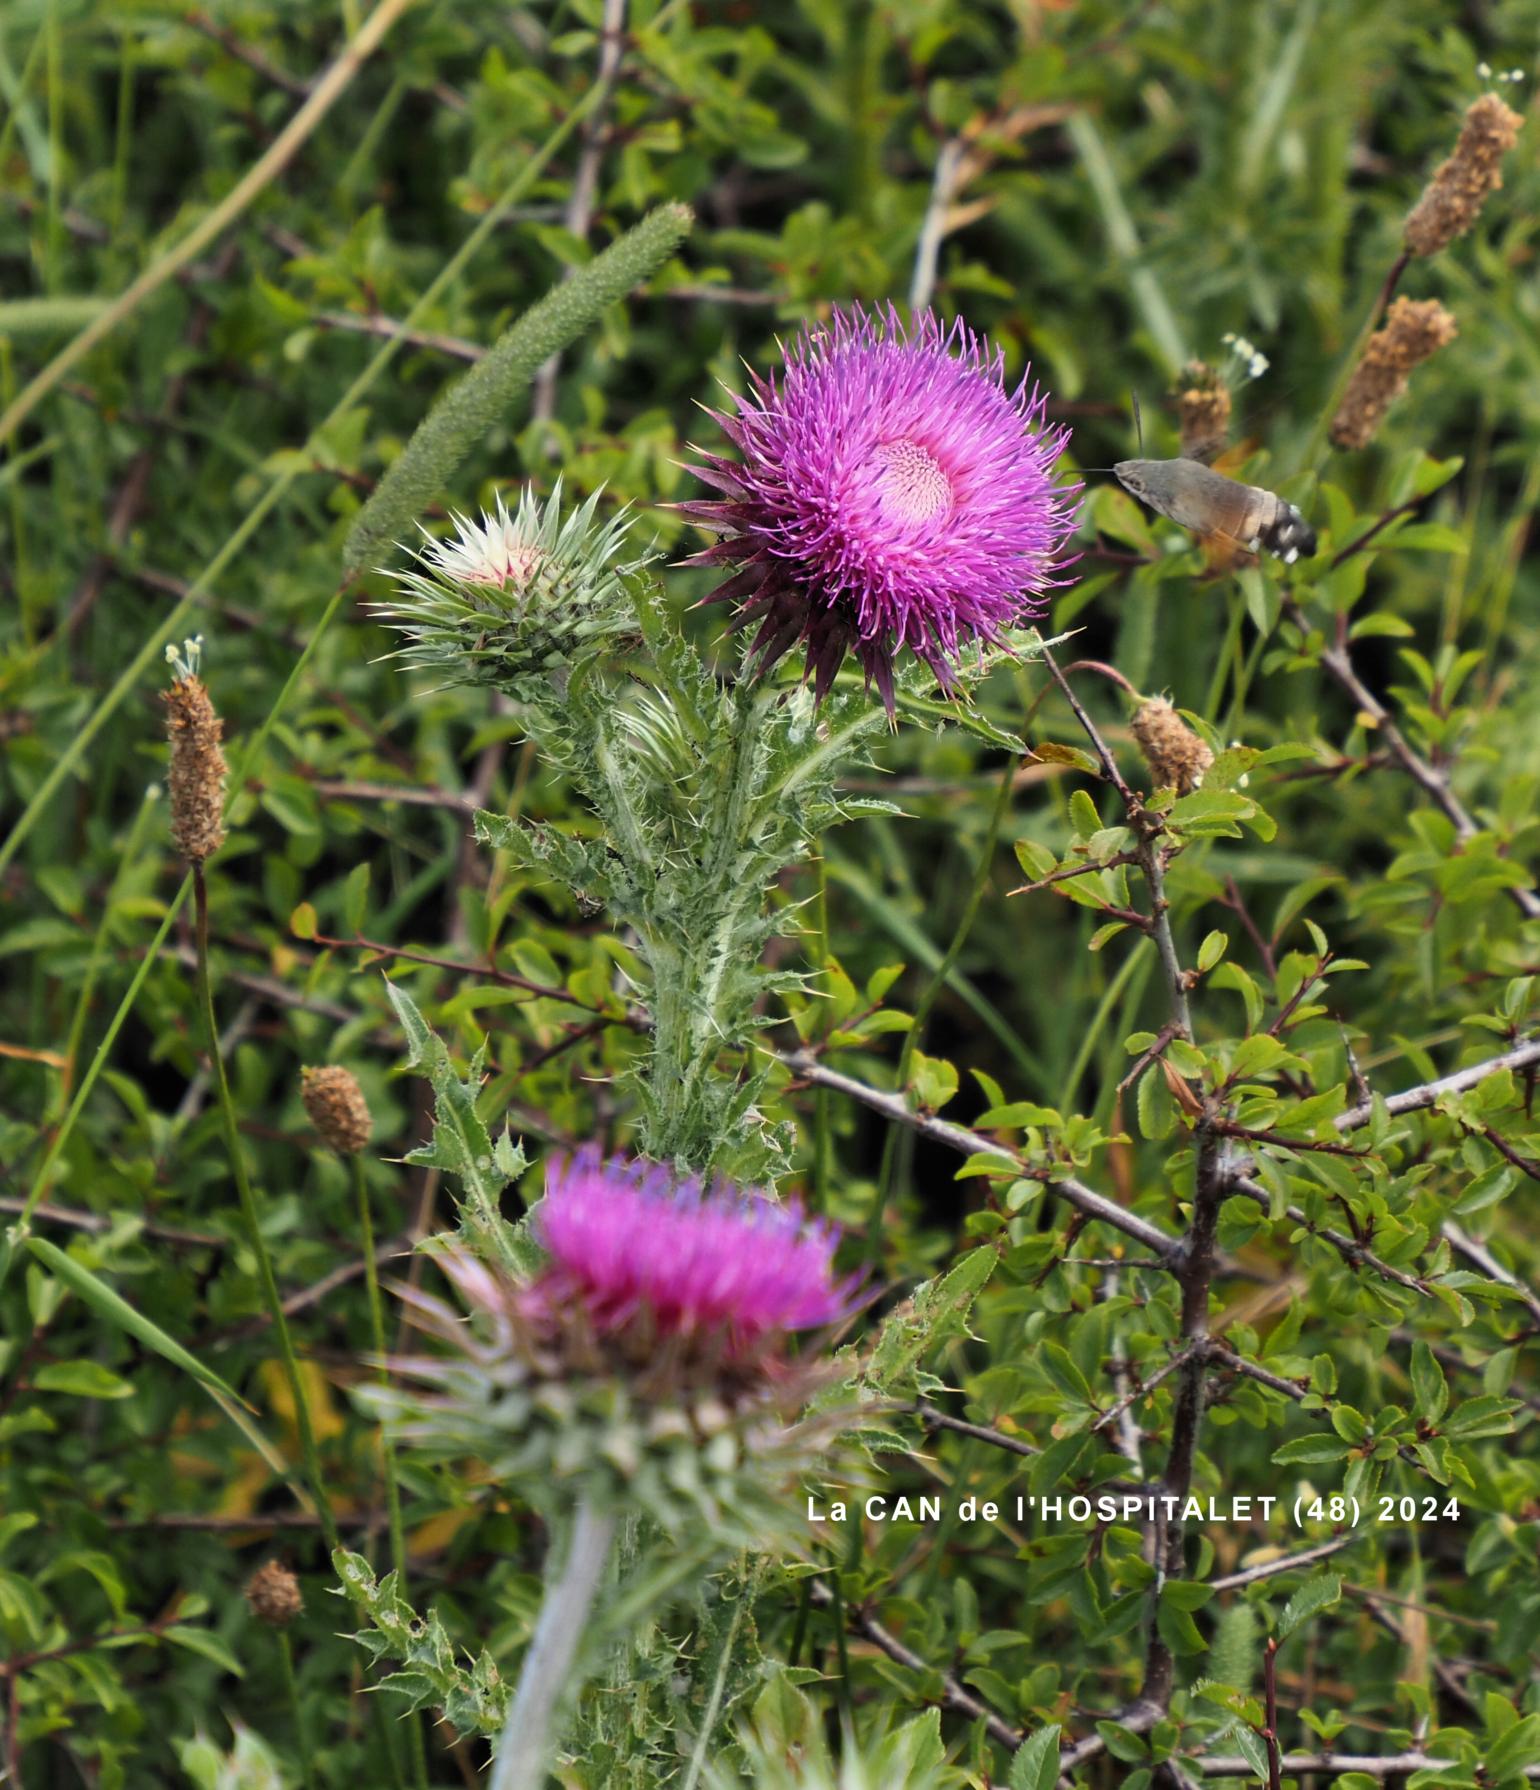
[
  {"xmin": 460, "ymin": 544, "xmax": 544, "ymax": 589},
  {"xmin": 867, "ymin": 437, "xmax": 952, "ymax": 523}
]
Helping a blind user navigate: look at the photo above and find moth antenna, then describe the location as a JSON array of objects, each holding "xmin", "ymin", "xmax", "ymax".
[{"xmin": 1132, "ymin": 390, "xmax": 1144, "ymax": 455}]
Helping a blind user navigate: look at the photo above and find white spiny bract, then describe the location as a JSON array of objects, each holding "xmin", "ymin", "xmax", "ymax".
[{"xmin": 374, "ymin": 481, "xmax": 647, "ymax": 696}]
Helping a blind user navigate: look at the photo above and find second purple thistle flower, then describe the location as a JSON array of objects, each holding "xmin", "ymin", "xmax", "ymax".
[{"xmin": 682, "ymin": 303, "xmax": 1081, "ymax": 709}]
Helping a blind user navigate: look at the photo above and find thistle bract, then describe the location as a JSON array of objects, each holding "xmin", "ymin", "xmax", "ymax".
[
  {"xmin": 682, "ymin": 304, "xmax": 1080, "ymax": 708},
  {"xmin": 375, "ymin": 482, "xmax": 645, "ymax": 697}
]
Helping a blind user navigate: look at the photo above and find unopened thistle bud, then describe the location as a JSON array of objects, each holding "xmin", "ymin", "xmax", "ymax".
[
  {"xmin": 1131, "ymin": 697, "xmax": 1213, "ymax": 795},
  {"xmin": 301, "ymin": 1065, "xmax": 372, "ymax": 1155},
  {"xmin": 244, "ymin": 1560, "xmax": 303, "ymax": 1627},
  {"xmin": 376, "ymin": 482, "xmax": 646, "ymax": 699},
  {"xmin": 163, "ymin": 643, "xmax": 228, "ymax": 864},
  {"xmin": 1404, "ymin": 93, "xmax": 1524, "ymax": 258},
  {"xmin": 1330, "ymin": 297, "xmax": 1458, "ymax": 450},
  {"xmin": 1174, "ymin": 361, "xmax": 1232, "ymax": 464}
]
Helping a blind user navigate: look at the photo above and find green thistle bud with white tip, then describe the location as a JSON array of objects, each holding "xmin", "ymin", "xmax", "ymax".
[{"xmin": 374, "ymin": 481, "xmax": 648, "ymax": 698}]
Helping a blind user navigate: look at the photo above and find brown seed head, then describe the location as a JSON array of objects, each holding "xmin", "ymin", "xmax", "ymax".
[
  {"xmin": 1175, "ymin": 361, "xmax": 1232, "ymax": 464},
  {"xmin": 1404, "ymin": 93, "xmax": 1524, "ymax": 258},
  {"xmin": 1131, "ymin": 698, "xmax": 1214, "ymax": 795},
  {"xmin": 1330, "ymin": 297, "xmax": 1459, "ymax": 450},
  {"xmin": 163, "ymin": 676, "xmax": 228, "ymax": 864},
  {"xmin": 244, "ymin": 1559, "xmax": 303, "ymax": 1627},
  {"xmin": 301, "ymin": 1065, "xmax": 372, "ymax": 1155}
]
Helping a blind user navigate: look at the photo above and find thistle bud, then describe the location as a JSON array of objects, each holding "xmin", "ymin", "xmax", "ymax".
[
  {"xmin": 163, "ymin": 652, "xmax": 228, "ymax": 865},
  {"xmin": 301, "ymin": 1065, "xmax": 372, "ymax": 1155},
  {"xmin": 376, "ymin": 482, "xmax": 645, "ymax": 700},
  {"xmin": 244, "ymin": 1560, "xmax": 303, "ymax": 1627},
  {"xmin": 1330, "ymin": 297, "xmax": 1458, "ymax": 451},
  {"xmin": 1174, "ymin": 361, "xmax": 1232, "ymax": 464},
  {"xmin": 1131, "ymin": 697, "xmax": 1213, "ymax": 795},
  {"xmin": 1404, "ymin": 93, "xmax": 1524, "ymax": 259}
]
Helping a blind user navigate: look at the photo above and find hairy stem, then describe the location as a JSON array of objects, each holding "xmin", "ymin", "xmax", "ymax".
[{"xmin": 490, "ymin": 1495, "xmax": 617, "ymax": 1790}]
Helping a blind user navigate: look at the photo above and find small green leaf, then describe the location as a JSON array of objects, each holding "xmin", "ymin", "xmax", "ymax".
[
  {"xmin": 163, "ymin": 1625, "xmax": 245, "ymax": 1677},
  {"xmin": 1410, "ymin": 1341, "xmax": 1448, "ymax": 1424},
  {"xmin": 1008, "ymin": 1724, "xmax": 1061, "ymax": 1790},
  {"xmin": 33, "ymin": 1360, "xmax": 135, "ymax": 1399},
  {"xmin": 1278, "ymin": 1573, "xmax": 1340, "ymax": 1642}
]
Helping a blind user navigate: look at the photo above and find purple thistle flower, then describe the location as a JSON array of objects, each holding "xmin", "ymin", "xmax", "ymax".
[
  {"xmin": 681, "ymin": 304, "xmax": 1080, "ymax": 708},
  {"xmin": 530, "ymin": 1147, "xmax": 860, "ymax": 1349}
]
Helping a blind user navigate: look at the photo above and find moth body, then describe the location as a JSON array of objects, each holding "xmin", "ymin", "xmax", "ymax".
[{"xmin": 1114, "ymin": 457, "xmax": 1316, "ymax": 563}]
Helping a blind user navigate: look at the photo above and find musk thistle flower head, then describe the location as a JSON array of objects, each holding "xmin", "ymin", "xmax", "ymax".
[
  {"xmin": 376, "ymin": 483, "xmax": 645, "ymax": 697},
  {"xmin": 365, "ymin": 1149, "xmax": 863, "ymax": 1533},
  {"xmin": 162, "ymin": 638, "xmax": 228, "ymax": 866},
  {"xmin": 682, "ymin": 305, "xmax": 1079, "ymax": 709}
]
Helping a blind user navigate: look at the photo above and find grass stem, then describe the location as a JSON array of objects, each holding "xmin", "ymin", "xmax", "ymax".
[{"xmin": 192, "ymin": 863, "xmax": 340, "ymax": 1553}]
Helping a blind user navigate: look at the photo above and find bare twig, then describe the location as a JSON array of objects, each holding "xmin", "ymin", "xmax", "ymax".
[
  {"xmin": 184, "ymin": 10, "xmax": 311, "ymax": 95},
  {"xmin": 1191, "ymin": 1753, "xmax": 1539, "ymax": 1780},
  {"xmin": 530, "ymin": 0, "xmax": 629, "ymax": 425},
  {"xmin": 778, "ymin": 1050, "xmax": 1178, "ymax": 1260},
  {"xmin": 1334, "ymin": 1033, "xmax": 1540, "ymax": 1133},
  {"xmin": 0, "ymin": 1196, "xmax": 224, "ymax": 1250},
  {"xmin": 1040, "ymin": 648, "xmax": 1192, "ymax": 1038},
  {"xmin": 806, "ymin": 1578, "xmax": 1022, "ymax": 1751},
  {"xmin": 1207, "ymin": 1535, "xmax": 1359, "ymax": 1592},
  {"xmin": 1287, "ymin": 600, "xmax": 1540, "ymax": 921},
  {"xmin": 314, "ymin": 311, "xmax": 485, "ymax": 363}
]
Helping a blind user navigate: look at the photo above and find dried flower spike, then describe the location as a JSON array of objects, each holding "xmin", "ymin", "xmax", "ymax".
[
  {"xmin": 301, "ymin": 1065, "xmax": 372, "ymax": 1155},
  {"xmin": 163, "ymin": 646, "xmax": 228, "ymax": 865},
  {"xmin": 1174, "ymin": 361, "xmax": 1233, "ymax": 464},
  {"xmin": 1131, "ymin": 697, "xmax": 1213, "ymax": 795},
  {"xmin": 244, "ymin": 1560, "xmax": 303, "ymax": 1627},
  {"xmin": 683, "ymin": 304, "xmax": 1080, "ymax": 710},
  {"xmin": 1330, "ymin": 297, "xmax": 1458, "ymax": 450},
  {"xmin": 1404, "ymin": 93, "xmax": 1524, "ymax": 258}
]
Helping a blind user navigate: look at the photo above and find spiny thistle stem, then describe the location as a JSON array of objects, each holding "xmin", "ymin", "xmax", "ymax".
[
  {"xmin": 489, "ymin": 1494, "xmax": 617, "ymax": 1790},
  {"xmin": 350, "ymin": 1152, "xmax": 429, "ymax": 1790},
  {"xmin": 277, "ymin": 1631, "xmax": 317, "ymax": 1790},
  {"xmin": 192, "ymin": 865, "xmax": 339, "ymax": 1554}
]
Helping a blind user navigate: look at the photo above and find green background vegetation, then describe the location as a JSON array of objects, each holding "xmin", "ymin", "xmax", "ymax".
[{"xmin": 2, "ymin": 1, "xmax": 1539, "ymax": 1784}]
